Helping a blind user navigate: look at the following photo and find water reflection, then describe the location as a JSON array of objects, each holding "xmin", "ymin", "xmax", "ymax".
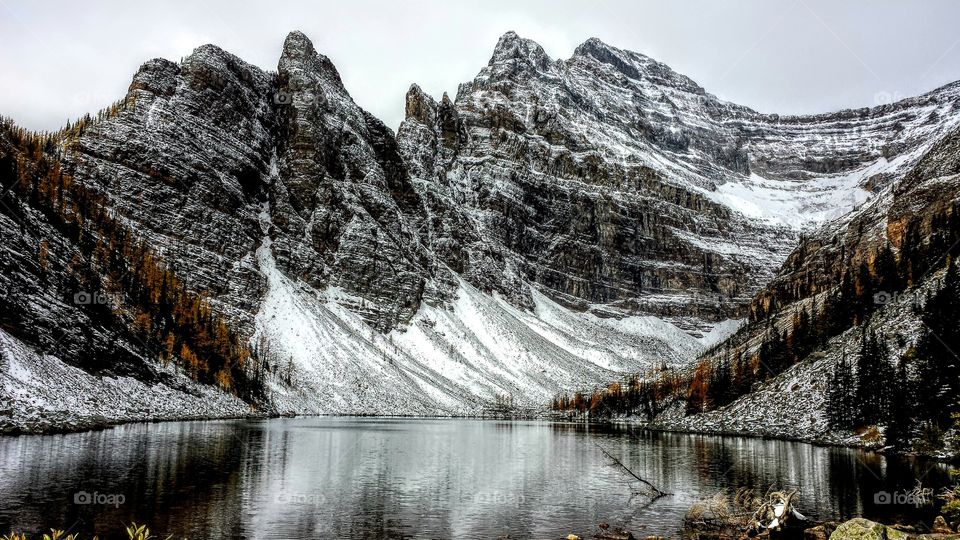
[{"xmin": 0, "ymin": 418, "xmax": 952, "ymax": 539}]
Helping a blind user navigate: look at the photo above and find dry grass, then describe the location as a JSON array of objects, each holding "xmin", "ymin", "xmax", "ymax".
[
  {"xmin": 1, "ymin": 523, "xmax": 183, "ymax": 540},
  {"xmin": 685, "ymin": 488, "xmax": 757, "ymax": 525}
]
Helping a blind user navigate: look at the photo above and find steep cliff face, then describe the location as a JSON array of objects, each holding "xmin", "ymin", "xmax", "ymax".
[
  {"xmin": 3, "ymin": 30, "xmax": 960, "ymax": 427},
  {"xmin": 62, "ymin": 45, "xmax": 277, "ymax": 336},
  {"xmin": 397, "ymin": 32, "xmax": 960, "ymax": 330},
  {"xmin": 270, "ymin": 32, "xmax": 437, "ymax": 332}
]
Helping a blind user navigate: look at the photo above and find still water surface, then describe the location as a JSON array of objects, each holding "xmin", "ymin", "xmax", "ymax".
[{"xmin": 0, "ymin": 418, "xmax": 953, "ymax": 539}]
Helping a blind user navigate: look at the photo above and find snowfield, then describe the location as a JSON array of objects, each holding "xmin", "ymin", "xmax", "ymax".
[{"xmin": 255, "ymin": 230, "xmax": 739, "ymax": 415}]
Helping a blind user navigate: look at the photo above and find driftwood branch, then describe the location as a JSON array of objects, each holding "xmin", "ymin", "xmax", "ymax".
[
  {"xmin": 594, "ymin": 442, "xmax": 669, "ymax": 498},
  {"xmin": 751, "ymin": 489, "xmax": 808, "ymax": 531}
]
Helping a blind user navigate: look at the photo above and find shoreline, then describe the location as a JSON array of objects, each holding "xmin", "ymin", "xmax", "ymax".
[
  {"xmin": 0, "ymin": 409, "xmax": 554, "ymax": 437},
  {"xmin": 3, "ymin": 411, "xmax": 958, "ymax": 465},
  {"xmin": 547, "ymin": 413, "xmax": 960, "ymax": 464},
  {"xmin": 0, "ymin": 410, "xmax": 275, "ymax": 437}
]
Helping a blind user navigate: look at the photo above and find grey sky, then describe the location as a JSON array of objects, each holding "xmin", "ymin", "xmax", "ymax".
[{"xmin": 2, "ymin": 0, "xmax": 959, "ymax": 133}]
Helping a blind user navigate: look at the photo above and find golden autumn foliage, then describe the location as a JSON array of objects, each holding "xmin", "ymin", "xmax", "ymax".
[
  {"xmin": 0, "ymin": 115, "xmax": 264, "ymax": 403},
  {"xmin": 551, "ymin": 366, "xmax": 686, "ymax": 418},
  {"xmin": 684, "ymin": 361, "xmax": 711, "ymax": 415},
  {"xmin": 37, "ymin": 239, "xmax": 49, "ymax": 272}
]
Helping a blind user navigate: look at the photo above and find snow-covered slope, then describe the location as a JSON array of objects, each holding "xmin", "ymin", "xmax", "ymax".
[
  {"xmin": 254, "ymin": 225, "xmax": 729, "ymax": 413},
  {"xmin": 0, "ymin": 328, "xmax": 252, "ymax": 434}
]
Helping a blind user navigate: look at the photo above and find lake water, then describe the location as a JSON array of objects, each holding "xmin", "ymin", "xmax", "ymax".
[{"xmin": 0, "ymin": 418, "xmax": 953, "ymax": 539}]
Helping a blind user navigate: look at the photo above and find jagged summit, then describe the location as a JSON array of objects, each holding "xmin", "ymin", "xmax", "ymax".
[
  {"xmin": 283, "ymin": 30, "xmax": 314, "ymax": 54},
  {"xmin": 570, "ymin": 35, "xmax": 706, "ymax": 94},
  {"xmin": 405, "ymin": 83, "xmax": 437, "ymax": 124},
  {"xmin": 488, "ymin": 30, "xmax": 551, "ymax": 70},
  {"xmin": 278, "ymin": 30, "xmax": 345, "ymax": 91},
  {"xmin": 572, "ymin": 36, "xmax": 630, "ymax": 60}
]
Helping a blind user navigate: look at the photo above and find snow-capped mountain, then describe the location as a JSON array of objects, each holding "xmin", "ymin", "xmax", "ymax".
[
  {"xmin": 2, "ymin": 30, "xmax": 959, "ymax": 429},
  {"xmin": 399, "ymin": 31, "xmax": 960, "ymax": 322}
]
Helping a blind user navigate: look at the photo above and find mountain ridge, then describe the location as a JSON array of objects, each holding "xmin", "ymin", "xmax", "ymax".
[{"xmin": 1, "ymin": 30, "xmax": 959, "ymax": 431}]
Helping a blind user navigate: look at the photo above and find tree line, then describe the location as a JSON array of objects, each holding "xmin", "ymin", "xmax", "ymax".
[
  {"xmin": 828, "ymin": 256, "xmax": 960, "ymax": 449},
  {"xmin": 551, "ymin": 366, "xmax": 683, "ymax": 419}
]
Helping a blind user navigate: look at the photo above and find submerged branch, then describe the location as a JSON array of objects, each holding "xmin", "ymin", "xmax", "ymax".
[{"xmin": 594, "ymin": 442, "xmax": 670, "ymax": 498}]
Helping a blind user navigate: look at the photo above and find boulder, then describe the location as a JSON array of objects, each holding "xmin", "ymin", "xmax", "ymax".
[
  {"xmin": 933, "ymin": 516, "xmax": 954, "ymax": 534},
  {"xmin": 805, "ymin": 522, "xmax": 838, "ymax": 540},
  {"xmin": 828, "ymin": 519, "xmax": 909, "ymax": 540}
]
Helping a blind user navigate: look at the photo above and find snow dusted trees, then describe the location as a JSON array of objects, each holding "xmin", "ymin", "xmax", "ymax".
[
  {"xmin": 886, "ymin": 357, "xmax": 914, "ymax": 448},
  {"xmin": 826, "ymin": 330, "xmax": 893, "ymax": 430},
  {"xmin": 825, "ymin": 256, "xmax": 960, "ymax": 448},
  {"xmin": 853, "ymin": 329, "xmax": 894, "ymax": 425},
  {"xmin": 914, "ymin": 256, "xmax": 960, "ymax": 427},
  {"xmin": 827, "ymin": 351, "xmax": 856, "ymax": 430},
  {"xmin": 706, "ymin": 355, "xmax": 733, "ymax": 409}
]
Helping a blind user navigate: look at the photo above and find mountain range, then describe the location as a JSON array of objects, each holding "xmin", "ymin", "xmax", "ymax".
[{"xmin": 2, "ymin": 30, "xmax": 959, "ymax": 433}]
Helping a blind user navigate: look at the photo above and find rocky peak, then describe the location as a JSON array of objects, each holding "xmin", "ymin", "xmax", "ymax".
[
  {"xmin": 405, "ymin": 83, "xmax": 437, "ymax": 125},
  {"xmin": 572, "ymin": 36, "xmax": 637, "ymax": 72},
  {"xmin": 572, "ymin": 36, "xmax": 705, "ymax": 94},
  {"xmin": 282, "ymin": 30, "xmax": 315, "ymax": 56},
  {"xmin": 278, "ymin": 30, "xmax": 345, "ymax": 93},
  {"xmin": 128, "ymin": 58, "xmax": 181, "ymax": 97},
  {"xmin": 488, "ymin": 31, "xmax": 551, "ymax": 71}
]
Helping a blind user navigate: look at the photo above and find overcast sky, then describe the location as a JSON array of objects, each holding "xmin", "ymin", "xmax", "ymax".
[{"xmin": 2, "ymin": 0, "xmax": 959, "ymax": 132}]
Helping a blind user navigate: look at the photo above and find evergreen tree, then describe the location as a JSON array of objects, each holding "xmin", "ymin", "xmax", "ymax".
[
  {"xmin": 708, "ymin": 356, "xmax": 733, "ymax": 409},
  {"xmin": 914, "ymin": 257, "xmax": 960, "ymax": 427},
  {"xmin": 817, "ymin": 290, "xmax": 843, "ymax": 343},
  {"xmin": 873, "ymin": 243, "xmax": 901, "ymax": 295},
  {"xmin": 854, "ymin": 328, "xmax": 893, "ymax": 425},
  {"xmin": 828, "ymin": 351, "xmax": 856, "ymax": 430},
  {"xmin": 731, "ymin": 352, "xmax": 752, "ymax": 398},
  {"xmin": 886, "ymin": 356, "xmax": 914, "ymax": 449},
  {"xmin": 789, "ymin": 307, "xmax": 812, "ymax": 362}
]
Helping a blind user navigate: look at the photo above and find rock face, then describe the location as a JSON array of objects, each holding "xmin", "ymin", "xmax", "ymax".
[
  {"xmin": 2, "ymin": 30, "xmax": 960, "ymax": 421},
  {"xmin": 65, "ymin": 45, "xmax": 277, "ymax": 335},
  {"xmin": 397, "ymin": 31, "xmax": 960, "ymax": 326},
  {"xmin": 272, "ymin": 32, "xmax": 435, "ymax": 331}
]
